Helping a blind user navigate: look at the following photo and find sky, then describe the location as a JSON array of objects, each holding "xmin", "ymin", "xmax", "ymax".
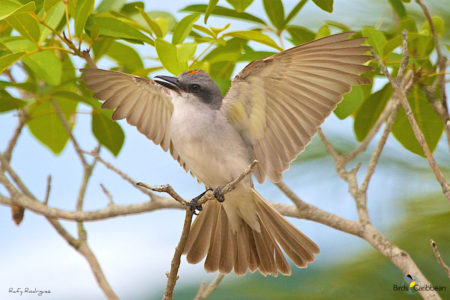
[{"xmin": 0, "ymin": 0, "xmax": 447, "ymax": 299}]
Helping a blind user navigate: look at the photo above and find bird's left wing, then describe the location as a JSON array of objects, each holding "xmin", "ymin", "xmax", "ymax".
[
  {"xmin": 221, "ymin": 32, "xmax": 373, "ymax": 183},
  {"xmin": 81, "ymin": 68, "xmax": 174, "ymax": 152}
]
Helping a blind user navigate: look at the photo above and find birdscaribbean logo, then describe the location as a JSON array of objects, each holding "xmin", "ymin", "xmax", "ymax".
[{"xmin": 393, "ymin": 274, "xmax": 447, "ymax": 295}]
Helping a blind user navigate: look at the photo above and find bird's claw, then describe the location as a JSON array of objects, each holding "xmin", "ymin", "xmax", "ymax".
[
  {"xmin": 189, "ymin": 188, "xmax": 212, "ymax": 215},
  {"xmin": 213, "ymin": 186, "xmax": 225, "ymax": 203}
]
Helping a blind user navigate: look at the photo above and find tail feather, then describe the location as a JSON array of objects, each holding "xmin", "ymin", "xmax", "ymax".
[{"xmin": 183, "ymin": 188, "xmax": 319, "ymax": 276}]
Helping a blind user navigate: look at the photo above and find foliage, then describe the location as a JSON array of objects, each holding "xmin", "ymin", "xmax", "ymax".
[{"xmin": 0, "ymin": 0, "xmax": 447, "ymax": 158}]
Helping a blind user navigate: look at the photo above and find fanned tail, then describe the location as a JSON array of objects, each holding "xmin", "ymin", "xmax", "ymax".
[{"xmin": 183, "ymin": 188, "xmax": 319, "ymax": 276}]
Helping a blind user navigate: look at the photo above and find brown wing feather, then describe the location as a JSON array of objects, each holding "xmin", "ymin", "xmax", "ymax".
[
  {"xmin": 222, "ymin": 32, "xmax": 373, "ymax": 183},
  {"xmin": 82, "ymin": 68, "xmax": 191, "ymax": 171}
]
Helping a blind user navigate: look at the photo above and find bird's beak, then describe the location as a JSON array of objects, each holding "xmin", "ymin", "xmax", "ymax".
[{"xmin": 154, "ymin": 75, "xmax": 181, "ymax": 91}]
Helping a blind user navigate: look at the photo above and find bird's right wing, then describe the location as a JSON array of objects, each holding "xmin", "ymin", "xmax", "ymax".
[{"xmin": 81, "ymin": 68, "xmax": 174, "ymax": 152}]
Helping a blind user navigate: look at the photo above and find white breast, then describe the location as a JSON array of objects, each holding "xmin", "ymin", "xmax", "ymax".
[{"xmin": 169, "ymin": 94, "xmax": 251, "ymax": 187}]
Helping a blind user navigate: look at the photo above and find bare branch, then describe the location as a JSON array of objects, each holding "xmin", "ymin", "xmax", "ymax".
[
  {"xmin": 415, "ymin": 0, "xmax": 448, "ymax": 109},
  {"xmin": 100, "ymin": 184, "xmax": 114, "ymax": 206},
  {"xmin": 137, "ymin": 183, "xmax": 187, "ymax": 206},
  {"xmin": 275, "ymin": 182, "xmax": 362, "ymax": 236},
  {"xmin": 194, "ymin": 273, "xmax": 225, "ymax": 300},
  {"xmin": 4, "ymin": 112, "xmax": 25, "ymax": 162},
  {"xmin": 371, "ymin": 49, "xmax": 450, "ymax": 201},
  {"xmin": 51, "ymin": 100, "xmax": 88, "ymax": 167},
  {"xmin": 163, "ymin": 209, "xmax": 194, "ymax": 300},
  {"xmin": 83, "ymin": 150, "xmax": 154, "ymax": 197},
  {"xmin": 360, "ymin": 99, "xmax": 400, "ymax": 193},
  {"xmin": 430, "ymin": 239, "xmax": 450, "ymax": 278},
  {"xmin": 44, "ymin": 175, "xmax": 52, "ymax": 205}
]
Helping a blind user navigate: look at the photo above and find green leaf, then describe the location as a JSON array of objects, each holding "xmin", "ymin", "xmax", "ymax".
[
  {"xmin": 39, "ymin": 1, "xmax": 65, "ymax": 43},
  {"xmin": 96, "ymin": 0, "xmax": 125, "ymax": 13},
  {"xmin": 354, "ymin": 84, "xmax": 392, "ymax": 141},
  {"xmin": 44, "ymin": 0, "xmax": 60, "ymax": 11},
  {"xmin": 224, "ymin": 30, "xmax": 282, "ymax": 51},
  {"xmin": 238, "ymin": 50, "xmax": 275, "ymax": 62},
  {"xmin": 25, "ymin": 50, "xmax": 62, "ymax": 85},
  {"xmin": 120, "ymin": 2, "xmax": 144, "ymax": 16},
  {"xmin": 27, "ymin": 97, "xmax": 77, "ymax": 154},
  {"xmin": 106, "ymin": 41, "xmax": 143, "ymax": 72},
  {"xmin": 0, "ymin": 90, "xmax": 26, "ymax": 112},
  {"xmin": 0, "ymin": 0, "xmax": 36, "ymax": 21},
  {"xmin": 7, "ymin": 14, "xmax": 41, "ymax": 42},
  {"xmin": 93, "ymin": 14, "xmax": 153, "ymax": 44},
  {"xmin": 172, "ymin": 13, "xmax": 200, "ymax": 45},
  {"xmin": 315, "ymin": 25, "xmax": 330, "ymax": 39},
  {"xmin": 388, "ymin": 0, "xmax": 406, "ymax": 19},
  {"xmin": 204, "ymin": 0, "xmax": 218, "ymax": 24},
  {"xmin": 137, "ymin": 7, "xmax": 162, "ymax": 38},
  {"xmin": 75, "ymin": 0, "xmax": 94, "ymax": 37},
  {"xmin": 420, "ymin": 16, "xmax": 445, "ymax": 36},
  {"xmin": 362, "ymin": 26, "xmax": 386, "ymax": 56},
  {"xmin": 325, "ymin": 20, "xmax": 351, "ymax": 32},
  {"xmin": 146, "ymin": 11, "xmax": 176, "ymax": 32},
  {"xmin": 226, "ymin": 0, "xmax": 253, "ymax": 13},
  {"xmin": 334, "ymin": 86, "xmax": 364, "ymax": 120},
  {"xmin": 287, "ymin": 25, "xmax": 315, "ymax": 45},
  {"xmin": 193, "ymin": 24, "xmax": 215, "ymax": 37},
  {"xmin": 0, "ymin": 51, "xmax": 25, "ymax": 73},
  {"xmin": 182, "ymin": 5, "xmax": 266, "ymax": 25},
  {"xmin": 92, "ymin": 111, "xmax": 124, "ymax": 156},
  {"xmin": 391, "ymin": 85, "xmax": 444, "ymax": 157},
  {"xmin": 312, "ymin": 0, "xmax": 333, "ymax": 13},
  {"xmin": 155, "ymin": 38, "xmax": 183, "ymax": 75},
  {"xmin": 4, "ymin": 39, "xmax": 63, "ymax": 85},
  {"xmin": 263, "ymin": 0, "xmax": 284, "ymax": 30},
  {"xmin": 177, "ymin": 43, "xmax": 197, "ymax": 68},
  {"xmin": 284, "ymin": 0, "xmax": 307, "ymax": 26}
]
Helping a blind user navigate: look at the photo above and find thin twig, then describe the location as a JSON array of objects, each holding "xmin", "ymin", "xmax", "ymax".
[
  {"xmin": 51, "ymin": 100, "xmax": 88, "ymax": 167},
  {"xmin": 430, "ymin": 239, "xmax": 450, "ymax": 278},
  {"xmin": 194, "ymin": 273, "xmax": 225, "ymax": 300},
  {"xmin": 415, "ymin": 0, "xmax": 447, "ymax": 110},
  {"xmin": 360, "ymin": 100, "xmax": 399, "ymax": 193},
  {"xmin": 4, "ymin": 113, "xmax": 25, "ymax": 162},
  {"xmin": 137, "ymin": 183, "xmax": 187, "ymax": 206},
  {"xmin": 163, "ymin": 209, "xmax": 194, "ymax": 300},
  {"xmin": 372, "ymin": 49, "xmax": 450, "ymax": 202},
  {"xmin": 83, "ymin": 150, "xmax": 154, "ymax": 197},
  {"xmin": 44, "ymin": 175, "xmax": 52, "ymax": 205},
  {"xmin": 100, "ymin": 184, "xmax": 114, "ymax": 206}
]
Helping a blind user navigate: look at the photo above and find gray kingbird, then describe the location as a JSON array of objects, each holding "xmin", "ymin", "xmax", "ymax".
[{"xmin": 82, "ymin": 32, "xmax": 372, "ymax": 276}]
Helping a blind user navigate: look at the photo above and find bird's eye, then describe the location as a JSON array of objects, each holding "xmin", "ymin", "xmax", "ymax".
[{"xmin": 190, "ymin": 84, "xmax": 201, "ymax": 92}]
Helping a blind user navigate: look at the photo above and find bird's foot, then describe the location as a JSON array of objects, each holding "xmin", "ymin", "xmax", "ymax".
[
  {"xmin": 213, "ymin": 186, "xmax": 225, "ymax": 203},
  {"xmin": 188, "ymin": 188, "xmax": 212, "ymax": 215}
]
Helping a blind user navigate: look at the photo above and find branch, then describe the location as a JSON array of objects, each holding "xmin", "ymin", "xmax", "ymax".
[
  {"xmin": 163, "ymin": 209, "xmax": 194, "ymax": 300},
  {"xmin": 430, "ymin": 239, "xmax": 450, "ymax": 278},
  {"xmin": 371, "ymin": 49, "xmax": 450, "ymax": 202},
  {"xmin": 51, "ymin": 100, "xmax": 88, "ymax": 167},
  {"xmin": 194, "ymin": 273, "xmax": 225, "ymax": 300}
]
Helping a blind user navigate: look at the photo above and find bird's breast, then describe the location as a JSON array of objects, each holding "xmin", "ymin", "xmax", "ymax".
[{"xmin": 169, "ymin": 98, "xmax": 251, "ymax": 187}]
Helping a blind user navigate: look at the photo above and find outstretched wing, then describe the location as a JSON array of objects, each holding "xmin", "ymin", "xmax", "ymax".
[
  {"xmin": 81, "ymin": 68, "xmax": 195, "ymax": 172},
  {"xmin": 221, "ymin": 32, "xmax": 372, "ymax": 183}
]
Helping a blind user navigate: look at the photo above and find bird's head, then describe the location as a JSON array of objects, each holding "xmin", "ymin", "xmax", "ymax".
[{"xmin": 154, "ymin": 70, "xmax": 222, "ymax": 109}]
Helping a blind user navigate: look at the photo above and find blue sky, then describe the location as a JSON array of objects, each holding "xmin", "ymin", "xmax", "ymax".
[{"xmin": 0, "ymin": 1, "xmax": 447, "ymax": 299}]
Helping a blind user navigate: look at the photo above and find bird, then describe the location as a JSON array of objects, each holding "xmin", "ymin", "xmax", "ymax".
[{"xmin": 81, "ymin": 32, "xmax": 372, "ymax": 277}]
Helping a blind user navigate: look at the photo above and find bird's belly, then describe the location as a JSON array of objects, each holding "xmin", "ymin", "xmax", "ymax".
[{"xmin": 170, "ymin": 106, "xmax": 251, "ymax": 187}]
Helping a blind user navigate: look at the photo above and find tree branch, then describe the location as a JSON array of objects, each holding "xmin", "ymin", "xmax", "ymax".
[
  {"xmin": 372, "ymin": 49, "xmax": 449, "ymax": 202},
  {"xmin": 194, "ymin": 273, "xmax": 225, "ymax": 300},
  {"xmin": 163, "ymin": 209, "xmax": 194, "ymax": 300},
  {"xmin": 430, "ymin": 239, "xmax": 450, "ymax": 278}
]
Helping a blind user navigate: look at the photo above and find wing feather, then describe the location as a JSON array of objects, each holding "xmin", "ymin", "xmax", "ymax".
[
  {"xmin": 222, "ymin": 33, "xmax": 372, "ymax": 183},
  {"xmin": 81, "ymin": 68, "xmax": 186, "ymax": 166}
]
